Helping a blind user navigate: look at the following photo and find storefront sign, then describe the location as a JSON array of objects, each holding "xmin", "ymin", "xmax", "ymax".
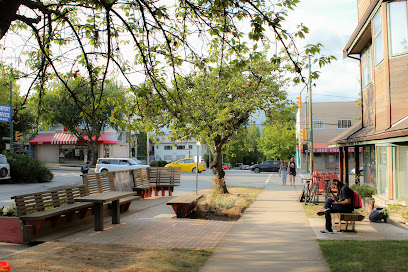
[
  {"xmin": 312, "ymin": 147, "xmax": 364, "ymax": 153},
  {"xmin": 0, "ymin": 105, "xmax": 11, "ymax": 123},
  {"xmin": 62, "ymin": 145, "xmax": 75, "ymax": 149}
]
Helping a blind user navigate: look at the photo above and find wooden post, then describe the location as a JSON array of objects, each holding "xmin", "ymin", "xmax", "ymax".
[
  {"xmin": 344, "ymin": 147, "xmax": 349, "ymax": 185},
  {"xmin": 355, "ymin": 146, "xmax": 360, "ymax": 185}
]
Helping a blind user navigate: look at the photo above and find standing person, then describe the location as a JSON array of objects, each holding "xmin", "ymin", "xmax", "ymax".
[
  {"xmin": 279, "ymin": 160, "xmax": 288, "ymax": 186},
  {"xmin": 288, "ymin": 157, "xmax": 297, "ymax": 185},
  {"xmin": 317, "ymin": 179, "xmax": 354, "ymax": 233},
  {"xmin": 81, "ymin": 161, "xmax": 90, "ymax": 175}
]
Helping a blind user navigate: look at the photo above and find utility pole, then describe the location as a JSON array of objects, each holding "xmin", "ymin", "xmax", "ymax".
[
  {"xmin": 9, "ymin": 81, "xmax": 13, "ymax": 153},
  {"xmin": 308, "ymin": 56, "xmax": 314, "ymax": 174},
  {"xmin": 146, "ymin": 132, "xmax": 150, "ymax": 165}
]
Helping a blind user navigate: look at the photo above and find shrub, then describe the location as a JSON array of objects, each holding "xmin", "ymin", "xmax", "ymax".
[
  {"xmin": 350, "ymin": 184, "xmax": 376, "ymax": 199},
  {"xmin": 1, "ymin": 204, "xmax": 17, "ymax": 216},
  {"xmin": 2, "ymin": 151, "xmax": 53, "ymax": 183},
  {"xmin": 150, "ymin": 160, "xmax": 168, "ymax": 167}
]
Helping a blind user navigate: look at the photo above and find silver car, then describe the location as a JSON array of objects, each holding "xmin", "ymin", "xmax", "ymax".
[
  {"xmin": 0, "ymin": 154, "xmax": 11, "ymax": 180},
  {"xmin": 95, "ymin": 158, "xmax": 149, "ymax": 173}
]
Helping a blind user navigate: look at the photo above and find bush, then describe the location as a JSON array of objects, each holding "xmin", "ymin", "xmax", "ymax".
[
  {"xmin": 350, "ymin": 184, "xmax": 376, "ymax": 199},
  {"xmin": 2, "ymin": 151, "xmax": 53, "ymax": 183},
  {"xmin": 150, "ymin": 160, "xmax": 168, "ymax": 167}
]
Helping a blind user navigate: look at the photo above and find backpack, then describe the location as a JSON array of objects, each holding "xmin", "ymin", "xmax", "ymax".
[{"xmin": 352, "ymin": 190, "xmax": 362, "ymax": 209}]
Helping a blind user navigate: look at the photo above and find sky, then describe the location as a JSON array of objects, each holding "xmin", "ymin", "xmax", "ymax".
[{"xmin": 285, "ymin": 0, "xmax": 360, "ymax": 104}]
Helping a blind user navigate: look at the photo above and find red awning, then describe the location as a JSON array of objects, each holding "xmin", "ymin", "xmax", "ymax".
[
  {"xmin": 29, "ymin": 133, "xmax": 118, "ymax": 145},
  {"xmin": 81, "ymin": 134, "xmax": 119, "ymax": 144},
  {"xmin": 52, "ymin": 133, "xmax": 77, "ymax": 144},
  {"xmin": 311, "ymin": 143, "xmax": 363, "ymax": 153},
  {"xmin": 29, "ymin": 135, "xmax": 55, "ymax": 145}
]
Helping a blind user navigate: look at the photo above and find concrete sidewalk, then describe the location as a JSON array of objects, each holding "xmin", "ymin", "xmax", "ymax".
[{"xmin": 200, "ymin": 178, "xmax": 330, "ymax": 272}]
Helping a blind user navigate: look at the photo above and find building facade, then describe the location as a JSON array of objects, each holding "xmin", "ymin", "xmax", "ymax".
[
  {"xmin": 331, "ymin": 0, "xmax": 408, "ymax": 204},
  {"xmin": 296, "ymin": 101, "xmax": 361, "ymax": 171}
]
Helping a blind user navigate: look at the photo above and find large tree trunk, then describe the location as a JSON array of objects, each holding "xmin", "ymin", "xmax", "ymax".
[
  {"xmin": 0, "ymin": 0, "xmax": 20, "ymax": 40},
  {"xmin": 87, "ymin": 141, "xmax": 98, "ymax": 165},
  {"xmin": 210, "ymin": 145, "xmax": 229, "ymax": 194}
]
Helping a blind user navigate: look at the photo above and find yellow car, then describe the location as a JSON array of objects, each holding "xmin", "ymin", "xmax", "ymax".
[{"xmin": 165, "ymin": 158, "xmax": 206, "ymax": 173}]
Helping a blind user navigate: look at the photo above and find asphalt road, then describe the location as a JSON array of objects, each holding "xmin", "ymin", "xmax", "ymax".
[{"xmin": 0, "ymin": 168, "xmax": 278, "ymax": 207}]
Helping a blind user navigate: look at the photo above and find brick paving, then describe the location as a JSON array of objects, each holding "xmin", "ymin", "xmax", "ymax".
[{"xmin": 57, "ymin": 199, "xmax": 235, "ymax": 249}]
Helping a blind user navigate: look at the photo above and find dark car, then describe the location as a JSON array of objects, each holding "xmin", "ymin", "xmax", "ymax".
[{"xmin": 250, "ymin": 160, "xmax": 281, "ymax": 173}]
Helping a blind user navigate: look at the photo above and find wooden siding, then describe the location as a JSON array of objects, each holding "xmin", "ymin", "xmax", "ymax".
[
  {"xmin": 390, "ymin": 55, "xmax": 408, "ymax": 124},
  {"xmin": 363, "ymin": 84, "xmax": 375, "ymax": 127},
  {"xmin": 357, "ymin": 0, "xmax": 371, "ymax": 22},
  {"xmin": 374, "ymin": 62, "xmax": 390, "ymax": 131}
]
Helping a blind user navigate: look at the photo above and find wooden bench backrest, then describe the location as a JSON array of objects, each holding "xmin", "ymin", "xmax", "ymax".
[
  {"xmin": 82, "ymin": 172, "xmax": 115, "ymax": 193},
  {"xmin": 11, "ymin": 185, "xmax": 89, "ymax": 216},
  {"xmin": 132, "ymin": 168, "xmax": 151, "ymax": 187},
  {"xmin": 149, "ymin": 167, "xmax": 181, "ymax": 185}
]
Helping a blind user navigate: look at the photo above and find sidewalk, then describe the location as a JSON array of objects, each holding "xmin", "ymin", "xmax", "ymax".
[{"xmin": 200, "ymin": 179, "xmax": 330, "ymax": 272}]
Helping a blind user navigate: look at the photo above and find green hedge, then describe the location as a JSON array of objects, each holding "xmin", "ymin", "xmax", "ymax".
[
  {"xmin": 350, "ymin": 184, "xmax": 376, "ymax": 199},
  {"xmin": 150, "ymin": 160, "xmax": 169, "ymax": 167},
  {"xmin": 2, "ymin": 151, "xmax": 53, "ymax": 183}
]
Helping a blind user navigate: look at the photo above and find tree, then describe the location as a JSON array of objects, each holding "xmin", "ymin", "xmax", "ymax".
[
  {"xmin": 258, "ymin": 123, "xmax": 296, "ymax": 160},
  {"xmin": 37, "ymin": 77, "xmax": 125, "ymax": 163},
  {"xmin": 129, "ymin": 54, "xmax": 284, "ymax": 193}
]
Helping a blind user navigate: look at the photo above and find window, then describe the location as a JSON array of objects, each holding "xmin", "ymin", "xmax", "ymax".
[
  {"xmin": 177, "ymin": 145, "xmax": 186, "ymax": 150},
  {"xmin": 396, "ymin": 146, "xmax": 408, "ymax": 201},
  {"xmin": 373, "ymin": 8, "xmax": 383, "ymax": 65},
  {"xmin": 337, "ymin": 119, "xmax": 352, "ymax": 129},
  {"xmin": 164, "ymin": 145, "xmax": 172, "ymax": 150},
  {"xmin": 389, "ymin": 1, "xmax": 408, "ymax": 55},
  {"xmin": 377, "ymin": 146, "xmax": 388, "ymax": 197},
  {"xmin": 361, "ymin": 44, "xmax": 372, "ymax": 87},
  {"xmin": 188, "ymin": 145, "xmax": 193, "ymax": 150},
  {"xmin": 164, "ymin": 155, "xmax": 172, "ymax": 161},
  {"xmin": 176, "ymin": 155, "xmax": 185, "ymax": 160},
  {"xmin": 312, "ymin": 120, "xmax": 325, "ymax": 129}
]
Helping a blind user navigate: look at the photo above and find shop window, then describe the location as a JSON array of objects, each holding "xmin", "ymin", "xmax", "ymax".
[
  {"xmin": 376, "ymin": 146, "xmax": 388, "ymax": 197},
  {"xmin": 397, "ymin": 146, "xmax": 408, "ymax": 201},
  {"xmin": 373, "ymin": 8, "xmax": 383, "ymax": 65},
  {"xmin": 389, "ymin": 1, "xmax": 408, "ymax": 55},
  {"xmin": 364, "ymin": 145, "xmax": 376, "ymax": 186}
]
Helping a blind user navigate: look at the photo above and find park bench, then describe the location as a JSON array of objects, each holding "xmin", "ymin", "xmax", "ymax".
[
  {"xmin": 333, "ymin": 211, "xmax": 365, "ymax": 232},
  {"xmin": 11, "ymin": 185, "xmax": 93, "ymax": 243},
  {"xmin": 149, "ymin": 167, "xmax": 181, "ymax": 196},
  {"xmin": 167, "ymin": 194, "xmax": 203, "ymax": 218},
  {"xmin": 82, "ymin": 172, "xmax": 140, "ymax": 212},
  {"xmin": 132, "ymin": 168, "xmax": 156, "ymax": 199}
]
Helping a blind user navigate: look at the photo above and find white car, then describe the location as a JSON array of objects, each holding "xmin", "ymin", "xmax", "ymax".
[
  {"xmin": 95, "ymin": 158, "xmax": 149, "ymax": 173},
  {"xmin": 0, "ymin": 154, "xmax": 11, "ymax": 180}
]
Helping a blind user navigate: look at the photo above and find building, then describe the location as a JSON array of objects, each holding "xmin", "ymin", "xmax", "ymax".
[
  {"xmin": 29, "ymin": 127, "xmax": 129, "ymax": 163},
  {"xmin": 330, "ymin": 0, "xmax": 408, "ymax": 203},
  {"xmin": 153, "ymin": 135, "xmax": 209, "ymax": 163},
  {"xmin": 296, "ymin": 101, "xmax": 361, "ymax": 171}
]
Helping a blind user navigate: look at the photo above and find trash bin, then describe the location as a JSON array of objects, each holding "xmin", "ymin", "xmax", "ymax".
[{"xmin": 0, "ymin": 261, "xmax": 10, "ymax": 272}]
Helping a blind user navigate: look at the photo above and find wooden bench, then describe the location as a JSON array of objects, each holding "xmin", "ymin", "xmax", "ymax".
[
  {"xmin": 132, "ymin": 168, "xmax": 155, "ymax": 199},
  {"xmin": 167, "ymin": 194, "xmax": 203, "ymax": 218},
  {"xmin": 11, "ymin": 185, "xmax": 93, "ymax": 243},
  {"xmin": 333, "ymin": 211, "xmax": 365, "ymax": 232},
  {"xmin": 149, "ymin": 167, "xmax": 181, "ymax": 196},
  {"xmin": 82, "ymin": 172, "xmax": 140, "ymax": 212}
]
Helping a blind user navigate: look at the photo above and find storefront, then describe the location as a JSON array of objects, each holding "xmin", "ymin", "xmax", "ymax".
[{"xmin": 29, "ymin": 133, "xmax": 120, "ymax": 163}]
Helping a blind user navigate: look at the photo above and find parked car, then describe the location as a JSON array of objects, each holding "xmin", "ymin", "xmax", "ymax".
[
  {"xmin": 222, "ymin": 163, "xmax": 231, "ymax": 170},
  {"xmin": 350, "ymin": 167, "xmax": 363, "ymax": 175},
  {"xmin": 241, "ymin": 165, "xmax": 250, "ymax": 170},
  {"xmin": 164, "ymin": 158, "xmax": 206, "ymax": 173},
  {"xmin": 95, "ymin": 158, "xmax": 149, "ymax": 173},
  {"xmin": 0, "ymin": 154, "xmax": 11, "ymax": 180},
  {"xmin": 249, "ymin": 160, "xmax": 281, "ymax": 173}
]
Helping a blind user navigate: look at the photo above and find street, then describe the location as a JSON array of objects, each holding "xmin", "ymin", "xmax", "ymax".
[{"xmin": 0, "ymin": 168, "xmax": 278, "ymax": 207}]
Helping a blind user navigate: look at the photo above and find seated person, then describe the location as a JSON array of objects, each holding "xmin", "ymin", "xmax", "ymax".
[{"xmin": 317, "ymin": 179, "xmax": 353, "ymax": 233}]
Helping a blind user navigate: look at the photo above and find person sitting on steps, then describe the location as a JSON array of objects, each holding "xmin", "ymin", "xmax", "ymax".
[{"xmin": 317, "ymin": 179, "xmax": 353, "ymax": 233}]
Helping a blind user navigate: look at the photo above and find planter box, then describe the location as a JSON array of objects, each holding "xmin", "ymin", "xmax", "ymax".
[
  {"xmin": 362, "ymin": 197, "xmax": 375, "ymax": 213},
  {"xmin": 0, "ymin": 216, "xmax": 23, "ymax": 244}
]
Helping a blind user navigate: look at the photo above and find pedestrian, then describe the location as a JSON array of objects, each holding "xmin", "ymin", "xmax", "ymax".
[
  {"xmin": 279, "ymin": 159, "xmax": 288, "ymax": 186},
  {"xmin": 288, "ymin": 157, "xmax": 297, "ymax": 185},
  {"xmin": 317, "ymin": 179, "xmax": 354, "ymax": 233},
  {"xmin": 81, "ymin": 161, "xmax": 90, "ymax": 175}
]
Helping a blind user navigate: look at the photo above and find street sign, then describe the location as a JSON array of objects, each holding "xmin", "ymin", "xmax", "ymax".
[
  {"xmin": 2, "ymin": 137, "xmax": 10, "ymax": 140},
  {"xmin": 0, "ymin": 105, "xmax": 11, "ymax": 123}
]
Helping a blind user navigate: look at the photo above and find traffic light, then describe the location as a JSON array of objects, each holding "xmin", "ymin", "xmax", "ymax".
[
  {"xmin": 296, "ymin": 95, "xmax": 302, "ymax": 109},
  {"xmin": 301, "ymin": 128, "xmax": 306, "ymax": 140},
  {"xmin": 15, "ymin": 131, "xmax": 20, "ymax": 141}
]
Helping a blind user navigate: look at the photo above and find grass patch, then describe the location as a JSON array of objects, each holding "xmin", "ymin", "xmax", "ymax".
[
  {"xmin": 195, "ymin": 186, "xmax": 263, "ymax": 220},
  {"xmin": 4, "ymin": 242, "xmax": 212, "ymax": 272},
  {"xmin": 318, "ymin": 240, "xmax": 408, "ymax": 272}
]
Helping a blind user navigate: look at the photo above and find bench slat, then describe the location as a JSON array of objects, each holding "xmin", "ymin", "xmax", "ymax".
[{"xmin": 167, "ymin": 194, "xmax": 203, "ymax": 205}]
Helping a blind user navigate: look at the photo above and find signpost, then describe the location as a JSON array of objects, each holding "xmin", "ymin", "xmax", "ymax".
[{"xmin": 0, "ymin": 105, "xmax": 11, "ymax": 123}]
